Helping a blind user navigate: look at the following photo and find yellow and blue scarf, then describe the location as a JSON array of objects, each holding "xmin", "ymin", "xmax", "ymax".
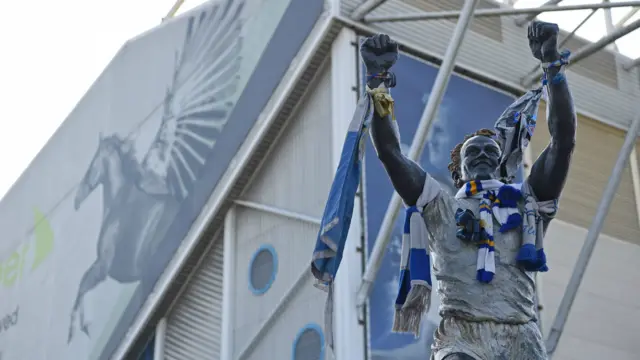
[{"xmin": 455, "ymin": 179, "xmax": 554, "ymax": 283}]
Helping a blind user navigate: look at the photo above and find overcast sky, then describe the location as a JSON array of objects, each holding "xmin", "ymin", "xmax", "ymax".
[{"xmin": 0, "ymin": 0, "xmax": 638, "ymax": 199}]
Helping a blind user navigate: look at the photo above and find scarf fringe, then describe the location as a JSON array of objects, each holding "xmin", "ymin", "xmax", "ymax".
[{"xmin": 392, "ymin": 283, "xmax": 431, "ymax": 337}]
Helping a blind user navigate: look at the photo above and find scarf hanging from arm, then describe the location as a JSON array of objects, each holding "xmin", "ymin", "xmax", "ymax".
[
  {"xmin": 392, "ymin": 178, "xmax": 434, "ymax": 337},
  {"xmin": 310, "ymin": 85, "xmax": 395, "ymax": 352}
]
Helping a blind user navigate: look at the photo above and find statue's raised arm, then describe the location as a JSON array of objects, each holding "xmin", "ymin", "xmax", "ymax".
[
  {"xmin": 361, "ymin": 34, "xmax": 427, "ymax": 206},
  {"xmin": 526, "ymin": 21, "xmax": 577, "ymax": 202}
]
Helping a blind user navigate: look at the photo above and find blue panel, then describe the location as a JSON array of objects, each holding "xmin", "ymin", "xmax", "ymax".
[
  {"xmin": 248, "ymin": 244, "xmax": 278, "ymax": 295},
  {"xmin": 363, "ymin": 54, "xmax": 518, "ymax": 360},
  {"xmin": 291, "ymin": 323, "xmax": 325, "ymax": 360}
]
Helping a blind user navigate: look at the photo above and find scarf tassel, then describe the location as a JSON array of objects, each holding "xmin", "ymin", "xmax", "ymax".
[
  {"xmin": 517, "ymin": 244, "xmax": 549, "ymax": 272},
  {"xmin": 393, "ymin": 206, "xmax": 432, "ymax": 337}
]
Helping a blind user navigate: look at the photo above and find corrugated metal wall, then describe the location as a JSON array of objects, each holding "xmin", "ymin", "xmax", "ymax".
[
  {"xmin": 164, "ymin": 235, "xmax": 224, "ymax": 360},
  {"xmin": 232, "ymin": 66, "xmax": 332, "ymax": 359},
  {"xmin": 339, "ymin": 0, "xmax": 640, "ymax": 130},
  {"xmin": 531, "ymin": 103, "xmax": 640, "ymax": 243}
]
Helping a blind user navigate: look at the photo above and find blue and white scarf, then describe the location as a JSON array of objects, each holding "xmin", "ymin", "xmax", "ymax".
[
  {"xmin": 455, "ymin": 179, "xmax": 557, "ymax": 282},
  {"xmin": 311, "ymin": 85, "xmax": 395, "ymax": 350},
  {"xmin": 393, "ymin": 181, "xmax": 433, "ymax": 336}
]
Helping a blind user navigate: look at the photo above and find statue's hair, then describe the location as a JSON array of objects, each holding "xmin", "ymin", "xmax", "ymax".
[{"xmin": 448, "ymin": 128, "xmax": 496, "ymax": 189}]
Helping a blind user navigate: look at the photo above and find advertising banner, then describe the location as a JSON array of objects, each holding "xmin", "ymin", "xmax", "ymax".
[
  {"xmin": 363, "ymin": 53, "xmax": 518, "ymax": 360},
  {"xmin": 0, "ymin": 0, "xmax": 323, "ymax": 359}
]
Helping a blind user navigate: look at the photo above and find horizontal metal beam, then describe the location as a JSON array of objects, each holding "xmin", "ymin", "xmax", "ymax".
[
  {"xmin": 522, "ymin": 17, "xmax": 640, "ymax": 86},
  {"xmin": 365, "ymin": 1, "xmax": 640, "ymax": 23},
  {"xmin": 234, "ymin": 199, "xmax": 322, "ymax": 225},
  {"xmin": 350, "ymin": 0, "xmax": 389, "ymax": 21},
  {"xmin": 515, "ymin": 0, "xmax": 563, "ymax": 27}
]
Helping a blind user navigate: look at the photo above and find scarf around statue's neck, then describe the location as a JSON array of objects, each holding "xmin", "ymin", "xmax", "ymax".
[{"xmin": 454, "ymin": 179, "xmax": 553, "ymax": 283}]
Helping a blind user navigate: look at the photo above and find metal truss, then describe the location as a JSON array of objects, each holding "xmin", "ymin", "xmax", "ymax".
[{"xmin": 351, "ymin": 1, "xmax": 640, "ymax": 70}]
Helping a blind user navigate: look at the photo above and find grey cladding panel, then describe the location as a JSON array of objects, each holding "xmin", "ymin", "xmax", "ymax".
[
  {"xmin": 560, "ymin": 35, "xmax": 618, "ymax": 88},
  {"xmin": 400, "ymin": 0, "xmax": 503, "ymax": 42},
  {"xmin": 165, "ymin": 236, "xmax": 224, "ymax": 360}
]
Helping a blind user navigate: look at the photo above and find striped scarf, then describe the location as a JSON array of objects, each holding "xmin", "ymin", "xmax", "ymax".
[
  {"xmin": 311, "ymin": 86, "xmax": 395, "ymax": 351},
  {"xmin": 393, "ymin": 180, "xmax": 433, "ymax": 337},
  {"xmin": 455, "ymin": 179, "xmax": 555, "ymax": 283}
]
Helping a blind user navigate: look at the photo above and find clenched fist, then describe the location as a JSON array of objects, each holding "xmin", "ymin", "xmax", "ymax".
[
  {"xmin": 528, "ymin": 21, "xmax": 560, "ymax": 63},
  {"xmin": 360, "ymin": 34, "xmax": 398, "ymax": 88}
]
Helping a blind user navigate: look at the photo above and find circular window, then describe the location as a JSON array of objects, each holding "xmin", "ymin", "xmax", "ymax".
[
  {"xmin": 248, "ymin": 244, "xmax": 278, "ymax": 295},
  {"xmin": 292, "ymin": 323, "xmax": 324, "ymax": 360}
]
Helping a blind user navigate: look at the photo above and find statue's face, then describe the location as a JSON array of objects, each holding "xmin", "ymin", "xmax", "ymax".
[{"xmin": 460, "ymin": 136, "xmax": 501, "ymax": 182}]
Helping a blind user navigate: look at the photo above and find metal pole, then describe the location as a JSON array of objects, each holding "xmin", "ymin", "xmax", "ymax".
[
  {"xmin": 522, "ymin": 17, "xmax": 640, "ymax": 87},
  {"xmin": 546, "ymin": 110, "xmax": 640, "ymax": 357},
  {"xmin": 153, "ymin": 318, "xmax": 167, "ymax": 360},
  {"xmin": 365, "ymin": 1, "xmax": 640, "ymax": 23},
  {"xmin": 221, "ymin": 207, "xmax": 236, "ymax": 360},
  {"xmin": 558, "ymin": 9, "xmax": 598, "ymax": 49},
  {"xmin": 615, "ymin": 7, "xmax": 640, "ymax": 27},
  {"xmin": 351, "ymin": 0, "xmax": 389, "ymax": 21},
  {"xmin": 515, "ymin": 0, "xmax": 563, "ymax": 27},
  {"xmin": 355, "ymin": 0, "xmax": 480, "ymax": 308},
  {"xmin": 603, "ymin": 0, "xmax": 619, "ymax": 51},
  {"xmin": 522, "ymin": 8, "xmax": 597, "ymax": 81},
  {"xmin": 163, "ymin": 0, "xmax": 185, "ymax": 21}
]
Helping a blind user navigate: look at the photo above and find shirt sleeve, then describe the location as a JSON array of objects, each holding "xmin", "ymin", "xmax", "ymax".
[{"xmin": 416, "ymin": 173, "xmax": 443, "ymax": 208}]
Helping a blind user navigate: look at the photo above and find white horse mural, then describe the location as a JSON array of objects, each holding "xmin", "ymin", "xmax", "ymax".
[{"xmin": 68, "ymin": 0, "xmax": 245, "ymax": 342}]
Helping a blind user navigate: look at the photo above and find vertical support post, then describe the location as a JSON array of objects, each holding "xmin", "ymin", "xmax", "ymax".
[
  {"xmin": 630, "ymin": 147, "xmax": 640, "ymax": 229},
  {"xmin": 356, "ymin": 0, "xmax": 480, "ymax": 307},
  {"xmin": 331, "ymin": 28, "xmax": 366, "ymax": 360},
  {"xmin": 153, "ymin": 318, "xmax": 167, "ymax": 360},
  {"xmin": 603, "ymin": 0, "xmax": 619, "ymax": 51},
  {"xmin": 221, "ymin": 207, "xmax": 237, "ymax": 360},
  {"xmin": 546, "ymin": 111, "xmax": 640, "ymax": 357}
]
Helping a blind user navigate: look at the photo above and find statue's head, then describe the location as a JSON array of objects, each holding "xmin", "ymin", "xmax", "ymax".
[{"xmin": 448, "ymin": 128, "xmax": 501, "ymax": 188}]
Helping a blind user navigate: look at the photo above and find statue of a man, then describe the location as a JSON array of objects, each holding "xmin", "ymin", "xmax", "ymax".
[{"xmin": 362, "ymin": 21, "xmax": 576, "ymax": 360}]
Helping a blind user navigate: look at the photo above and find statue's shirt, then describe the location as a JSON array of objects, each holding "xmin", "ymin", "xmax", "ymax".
[{"xmin": 420, "ymin": 175, "xmax": 555, "ymax": 324}]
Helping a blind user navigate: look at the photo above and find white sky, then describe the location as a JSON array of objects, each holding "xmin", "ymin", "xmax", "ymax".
[{"xmin": 0, "ymin": 0, "xmax": 638, "ymax": 199}]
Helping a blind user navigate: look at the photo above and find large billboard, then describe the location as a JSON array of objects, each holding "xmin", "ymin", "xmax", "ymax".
[
  {"xmin": 363, "ymin": 53, "xmax": 518, "ymax": 360},
  {"xmin": 0, "ymin": 0, "xmax": 323, "ymax": 359}
]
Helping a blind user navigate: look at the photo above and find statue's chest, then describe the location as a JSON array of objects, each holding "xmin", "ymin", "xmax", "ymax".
[{"xmin": 449, "ymin": 198, "xmax": 523, "ymax": 265}]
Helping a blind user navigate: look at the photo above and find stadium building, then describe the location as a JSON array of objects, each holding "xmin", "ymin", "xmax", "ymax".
[{"xmin": 1, "ymin": 0, "xmax": 639, "ymax": 359}]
